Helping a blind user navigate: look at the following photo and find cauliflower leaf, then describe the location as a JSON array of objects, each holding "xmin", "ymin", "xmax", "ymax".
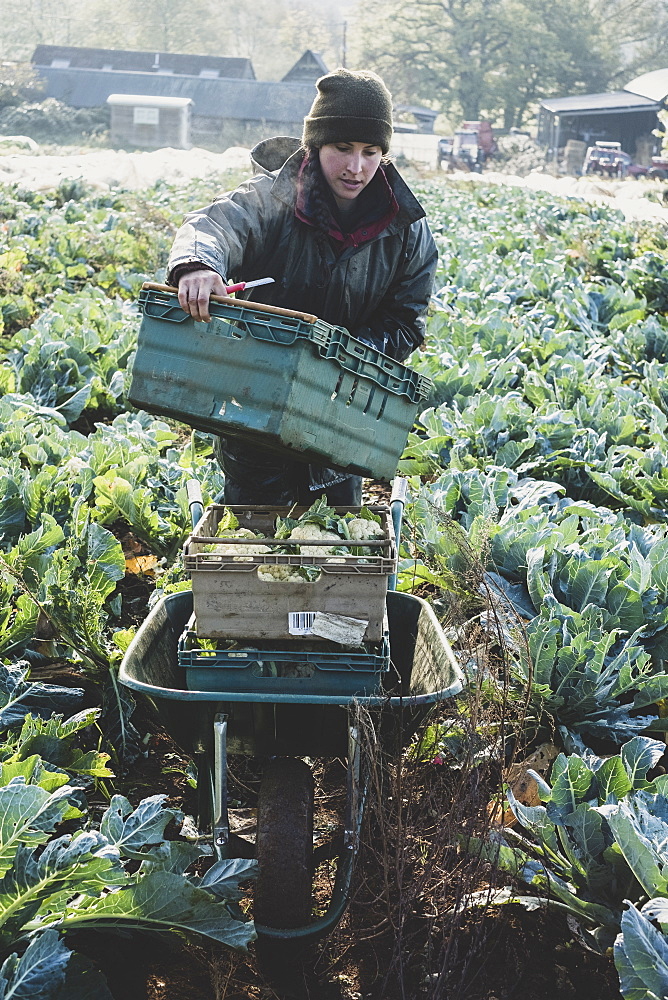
[{"xmin": 215, "ymin": 507, "xmax": 240, "ymax": 534}]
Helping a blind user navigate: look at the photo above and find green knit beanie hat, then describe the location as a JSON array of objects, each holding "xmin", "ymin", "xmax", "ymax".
[{"xmin": 302, "ymin": 68, "xmax": 393, "ymax": 154}]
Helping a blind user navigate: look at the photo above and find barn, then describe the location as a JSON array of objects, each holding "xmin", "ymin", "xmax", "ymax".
[
  {"xmin": 31, "ymin": 44, "xmax": 256, "ymax": 80},
  {"xmin": 537, "ymin": 69, "xmax": 668, "ymax": 166},
  {"xmin": 31, "ymin": 45, "xmax": 325, "ymax": 148}
]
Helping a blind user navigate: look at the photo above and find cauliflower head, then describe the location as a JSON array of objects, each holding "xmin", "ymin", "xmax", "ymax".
[
  {"xmin": 207, "ymin": 528, "xmax": 270, "ymax": 559},
  {"xmin": 347, "ymin": 518, "xmax": 385, "ymax": 541},
  {"xmin": 288, "ymin": 523, "xmax": 341, "ymax": 556},
  {"xmin": 257, "ymin": 565, "xmax": 311, "ymax": 582}
]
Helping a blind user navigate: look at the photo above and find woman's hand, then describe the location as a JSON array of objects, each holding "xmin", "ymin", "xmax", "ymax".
[{"xmin": 177, "ymin": 269, "xmax": 227, "ymax": 323}]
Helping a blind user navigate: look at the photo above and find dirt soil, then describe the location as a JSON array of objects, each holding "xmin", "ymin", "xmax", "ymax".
[{"xmin": 99, "ymin": 721, "xmax": 622, "ymax": 1000}]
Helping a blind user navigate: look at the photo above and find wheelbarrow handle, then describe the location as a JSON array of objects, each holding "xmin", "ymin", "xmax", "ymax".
[
  {"xmin": 186, "ymin": 479, "xmax": 204, "ymax": 530},
  {"xmin": 390, "ymin": 477, "xmax": 408, "ymax": 506},
  {"xmin": 388, "ymin": 476, "xmax": 408, "ymax": 592}
]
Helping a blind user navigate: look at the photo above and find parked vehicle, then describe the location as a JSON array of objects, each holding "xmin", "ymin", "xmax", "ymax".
[
  {"xmin": 437, "ymin": 136, "xmax": 454, "ymax": 165},
  {"xmin": 452, "ymin": 128, "xmax": 483, "ymax": 171},
  {"xmin": 583, "ymin": 141, "xmax": 632, "ymax": 179},
  {"xmin": 439, "ymin": 120, "xmax": 497, "ymax": 172},
  {"xmin": 648, "ymin": 154, "xmax": 668, "ymax": 180},
  {"xmin": 461, "ymin": 120, "xmax": 498, "ymax": 158}
]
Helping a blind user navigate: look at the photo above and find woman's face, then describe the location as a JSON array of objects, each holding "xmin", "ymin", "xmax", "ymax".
[{"xmin": 318, "ymin": 141, "xmax": 383, "ymax": 211}]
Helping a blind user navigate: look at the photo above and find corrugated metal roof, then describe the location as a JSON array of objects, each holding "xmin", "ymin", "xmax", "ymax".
[
  {"xmin": 32, "ymin": 44, "xmax": 255, "ymax": 79},
  {"xmin": 37, "ymin": 67, "xmax": 317, "ymax": 122},
  {"xmin": 625, "ymin": 68, "xmax": 668, "ymax": 102},
  {"xmin": 541, "ymin": 90, "xmax": 659, "ymax": 114},
  {"xmin": 107, "ymin": 94, "xmax": 192, "ymax": 108}
]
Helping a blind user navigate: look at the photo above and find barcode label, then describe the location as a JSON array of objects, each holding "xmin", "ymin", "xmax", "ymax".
[{"xmin": 288, "ymin": 612, "xmax": 316, "ymax": 635}]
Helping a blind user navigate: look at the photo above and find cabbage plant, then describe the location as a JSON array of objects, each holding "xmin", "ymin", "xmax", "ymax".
[{"xmin": 465, "ymin": 737, "xmax": 668, "ymax": 997}]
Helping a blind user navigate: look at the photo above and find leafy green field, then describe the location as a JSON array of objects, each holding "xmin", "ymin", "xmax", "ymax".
[
  {"xmin": 2, "ymin": 173, "xmax": 668, "ymax": 996},
  {"xmin": 0, "ymin": 176, "xmax": 249, "ymax": 995},
  {"xmin": 402, "ymin": 181, "xmax": 668, "ymax": 999}
]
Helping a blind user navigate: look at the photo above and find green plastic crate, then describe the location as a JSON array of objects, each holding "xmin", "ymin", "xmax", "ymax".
[
  {"xmin": 178, "ymin": 623, "xmax": 391, "ymax": 697},
  {"xmin": 127, "ymin": 286, "xmax": 432, "ymax": 480}
]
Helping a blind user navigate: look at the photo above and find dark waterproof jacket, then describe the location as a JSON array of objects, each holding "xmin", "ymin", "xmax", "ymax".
[{"xmin": 168, "ymin": 136, "xmax": 438, "ymax": 362}]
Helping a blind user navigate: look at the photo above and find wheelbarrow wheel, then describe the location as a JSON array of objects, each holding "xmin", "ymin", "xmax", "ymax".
[{"xmin": 255, "ymin": 757, "xmax": 314, "ymax": 930}]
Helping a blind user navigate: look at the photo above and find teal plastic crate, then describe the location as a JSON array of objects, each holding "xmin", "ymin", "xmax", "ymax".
[
  {"xmin": 127, "ymin": 286, "xmax": 432, "ymax": 480},
  {"xmin": 178, "ymin": 626, "xmax": 391, "ymax": 697}
]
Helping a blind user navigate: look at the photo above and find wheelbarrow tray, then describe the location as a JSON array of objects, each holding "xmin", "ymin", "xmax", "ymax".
[{"xmin": 119, "ymin": 589, "xmax": 463, "ymax": 757}]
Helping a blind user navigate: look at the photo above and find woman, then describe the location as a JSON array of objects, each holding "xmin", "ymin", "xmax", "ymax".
[{"xmin": 168, "ymin": 68, "xmax": 438, "ymax": 505}]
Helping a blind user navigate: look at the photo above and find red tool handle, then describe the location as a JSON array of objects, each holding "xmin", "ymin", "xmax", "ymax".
[{"xmin": 224, "ymin": 282, "xmax": 246, "ymax": 293}]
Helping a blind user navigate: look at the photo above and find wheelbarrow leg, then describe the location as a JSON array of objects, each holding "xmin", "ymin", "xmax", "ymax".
[
  {"xmin": 195, "ymin": 752, "xmax": 213, "ymax": 832},
  {"xmin": 213, "ymin": 713, "xmax": 230, "ymax": 859},
  {"xmin": 196, "ymin": 715, "xmax": 255, "ymax": 861},
  {"xmin": 345, "ymin": 722, "xmax": 363, "ymax": 852}
]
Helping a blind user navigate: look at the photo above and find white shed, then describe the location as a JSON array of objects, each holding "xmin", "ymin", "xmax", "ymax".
[{"xmin": 107, "ymin": 94, "xmax": 192, "ymax": 149}]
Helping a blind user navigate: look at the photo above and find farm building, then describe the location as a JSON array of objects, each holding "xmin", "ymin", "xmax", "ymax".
[
  {"xmin": 107, "ymin": 94, "xmax": 192, "ymax": 149},
  {"xmin": 31, "ymin": 45, "xmax": 326, "ymax": 148},
  {"xmin": 393, "ymin": 105, "xmax": 439, "ymax": 134},
  {"xmin": 538, "ymin": 69, "xmax": 668, "ymax": 165},
  {"xmin": 281, "ymin": 50, "xmax": 328, "ymax": 82}
]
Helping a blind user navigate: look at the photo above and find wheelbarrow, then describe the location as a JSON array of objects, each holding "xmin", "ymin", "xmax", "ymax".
[{"xmin": 118, "ymin": 480, "xmax": 464, "ymax": 955}]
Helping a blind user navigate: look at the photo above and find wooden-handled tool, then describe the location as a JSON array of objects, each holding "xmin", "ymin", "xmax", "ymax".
[{"xmin": 142, "ymin": 281, "xmax": 319, "ymax": 323}]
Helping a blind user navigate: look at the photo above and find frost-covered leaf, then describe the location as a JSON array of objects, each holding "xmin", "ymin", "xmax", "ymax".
[
  {"xmin": 11, "ymin": 711, "xmax": 113, "ymax": 779},
  {"xmin": 621, "ymin": 738, "xmax": 666, "ymax": 789},
  {"xmin": 0, "ymin": 929, "xmax": 71, "ymax": 1000},
  {"xmin": 139, "ymin": 840, "xmax": 203, "ymax": 876},
  {"xmin": 0, "ymin": 833, "xmax": 124, "ymax": 937},
  {"xmin": 100, "ymin": 795, "xmax": 179, "ymax": 860},
  {"xmin": 504, "ymin": 786, "xmax": 560, "ymax": 854},
  {"xmin": 549, "ymin": 754, "xmax": 594, "ymax": 819},
  {"xmin": 597, "ymin": 756, "xmax": 633, "ymax": 802},
  {"xmin": 615, "ymin": 903, "xmax": 668, "ymax": 1000},
  {"xmin": 0, "ymin": 596, "xmax": 39, "ymax": 659},
  {"xmin": 0, "ymin": 779, "xmax": 77, "ymax": 877},
  {"xmin": 56, "ymin": 870, "xmax": 256, "ymax": 951},
  {"xmin": 564, "ymin": 801, "xmax": 606, "ymax": 860},
  {"xmin": 598, "ymin": 800, "xmax": 668, "ymax": 899},
  {"xmin": 82, "ymin": 523, "xmax": 126, "ymax": 601},
  {"xmin": 194, "ymin": 858, "xmax": 257, "ymax": 901},
  {"xmin": 99, "ymin": 678, "xmax": 142, "ymax": 765},
  {"xmin": 642, "ymin": 897, "xmax": 668, "ymax": 932}
]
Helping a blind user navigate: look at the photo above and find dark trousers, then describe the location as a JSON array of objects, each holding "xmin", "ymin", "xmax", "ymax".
[{"xmin": 214, "ymin": 437, "xmax": 363, "ymax": 506}]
